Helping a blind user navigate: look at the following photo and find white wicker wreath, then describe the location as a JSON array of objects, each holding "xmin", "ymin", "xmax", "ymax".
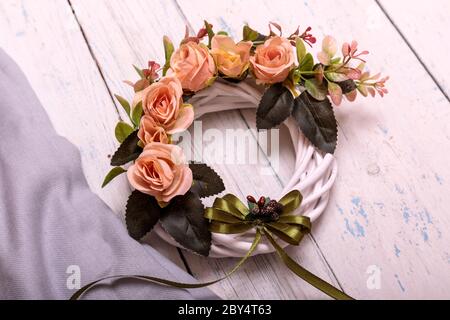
[{"xmin": 154, "ymin": 79, "xmax": 338, "ymax": 258}]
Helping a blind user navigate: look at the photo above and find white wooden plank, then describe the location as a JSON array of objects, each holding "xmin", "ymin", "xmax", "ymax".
[
  {"xmin": 0, "ymin": 0, "xmax": 128, "ymax": 213},
  {"xmin": 378, "ymin": 0, "xmax": 450, "ymax": 98},
  {"xmin": 69, "ymin": 0, "xmax": 342, "ymax": 299},
  {"xmin": 176, "ymin": 0, "xmax": 450, "ymax": 299},
  {"xmin": 0, "ymin": 0, "xmax": 184, "ymax": 266}
]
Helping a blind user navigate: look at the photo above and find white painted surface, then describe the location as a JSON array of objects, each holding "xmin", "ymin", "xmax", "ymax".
[{"xmin": 1, "ymin": 0, "xmax": 449, "ymax": 299}]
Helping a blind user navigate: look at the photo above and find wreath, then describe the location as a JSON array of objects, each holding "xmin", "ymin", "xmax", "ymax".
[{"xmin": 74, "ymin": 22, "xmax": 388, "ymax": 300}]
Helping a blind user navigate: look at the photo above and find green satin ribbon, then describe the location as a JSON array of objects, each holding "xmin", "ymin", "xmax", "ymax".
[{"xmin": 70, "ymin": 190, "xmax": 353, "ymax": 300}]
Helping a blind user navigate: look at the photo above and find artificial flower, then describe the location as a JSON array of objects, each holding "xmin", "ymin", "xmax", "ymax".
[
  {"xmin": 138, "ymin": 115, "xmax": 170, "ymax": 145},
  {"xmin": 169, "ymin": 41, "xmax": 216, "ymax": 92},
  {"xmin": 134, "ymin": 76, "xmax": 194, "ymax": 134},
  {"xmin": 210, "ymin": 35, "xmax": 252, "ymax": 78},
  {"xmin": 249, "ymin": 36, "xmax": 295, "ymax": 84},
  {"xmin": 127, "ymin": 142, "xmax": 193, "ymax": 203}
]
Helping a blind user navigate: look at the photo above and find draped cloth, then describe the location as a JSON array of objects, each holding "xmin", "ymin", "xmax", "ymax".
[{"xmin": 0, "ymin": 48, "xmax": 217, "ymax": 300}]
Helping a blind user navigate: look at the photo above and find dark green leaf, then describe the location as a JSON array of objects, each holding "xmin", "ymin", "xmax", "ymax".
[
  {"xmin": 111, "ymin": 130, "xmax": 143, "ymax": 166},
  {"xmin": 101, "ymin": 167, "xmax": 126, "ymax": 188},
  {"xmin": 305, "ymin": 79, "xmax": 327, "ymax": 101},
  {"xmin": 126, "ymin": 191, "xmax": 161, "ymax": 240},
  {"xmin": 160, "ymin": 191, "xmax": 211, "ymax": 256},
  {"xmin": 131, "ymin": 101, "xmax": 143, "ymax": 127},
  {"xmin": 256, "ymin": 83, "xmax": 294, "ymax": 130},
  {"xmin": 299, "ymin": 53, "xmax": 314, "ymax": 72},
  {"xmin": 189, "ymin": 163, "xmax": 225, "ymax": 198},
  {"xmin": 115, "ymin": 121, "xmax": 134, "ymax": 143},
  {"xmin": 292, "ymin": 92, "xmax": 337, "ymax": 154},
  {"xmin": 114, "ymin": 94, "xmax": 131, "ymax": 116},
  {"xmin": 337, "ymin": 79, "xmax": 357, "ymax": 94}
]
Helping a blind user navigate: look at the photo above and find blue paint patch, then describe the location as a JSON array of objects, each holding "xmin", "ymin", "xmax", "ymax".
[
  {"xmin": 434, "ymin": 173, "xmax": 444, "ymax": 185},
  {"xmin": 337, "ymin": 206, "xmax": 344, "ymax": 215},
  {"xmin": 344, "ymin": 218, "xmax": 355, "ymax": 237},
  {"xmin": 354, "ymin": 220, "xmax": 365, "ymax": 237},
  {"xmin": 344, "ymin": 219, "xmax": 365, "ymax": 238},
  {"xmin": 351, "ymin": 197, "xmax": 368, "ymax": 223},
  {"xmin": 16, "ymin": 31, "xmax": 25, "ymax": 37},
  {"xmin": 395, "ymin": 184, "xmax": 405, "ymax": 194},
  {"xmin": 421, "ymin": 228, "xmax": 429, "ymax": 242},
  {"xmin": 402, "ymin": 206, "xmax": 411, "ymax": 223},
  {"xmin": 351, "ymin": 197, "xmax": 361, "ymax": 206},
  {"xmin": 394, "ymin": 245, "xmax": 401, "ymax": 257},
  {"xmin": 394, "ymin": 274, "xmax": 406, "ymax": 292},
  {"xmin": 377, "ymin": 124, "xmax": 388, "ymax": 135}
]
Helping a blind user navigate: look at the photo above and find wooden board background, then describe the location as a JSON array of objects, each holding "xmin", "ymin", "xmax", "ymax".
[{"xmin": 1, "ymin": 0, "xmax": 449, "ymax": 299}]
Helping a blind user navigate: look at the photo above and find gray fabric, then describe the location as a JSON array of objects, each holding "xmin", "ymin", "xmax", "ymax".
[{"xmin": 0, "ymin": 49, "xmax": 217, "ymax": 300}]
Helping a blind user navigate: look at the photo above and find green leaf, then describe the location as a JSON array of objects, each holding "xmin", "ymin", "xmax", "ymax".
[
  {"xmin": 305, "ymin": 78, "xmax": 327, "ymax": 101},
  {"xmin": 217, "ymin": 31, "xmax": 228, "ymax": 36},
  {"xmin": 189, "ymin": 163, "xmax": 225, "ymax": 198},
  {"xmin": 101, "ymin": 167, "xmax": 126, "ymax": 188},
  {"xmin": 162, "ymin": 36, "xmax": 175, "ymax": 76},
  {"xmin": 337, "ymin": 79, "xmax": 357, "ymax": 94},
  {"xmin": 326, "ymin": 72, "xmax": 349, "ymax": 82},
  {"xmin": 256, "ymin": 83, "xmax": 294, "ymax": 130},
  {"xmin": 160, "ymin": 191, "xmax": 211, "ymax": 256},
  {"xmin": 299, "ymin": 53, "xmax": 314, "ymax": 72},
  {"xmin": 292, "ymin": 92, "xmax": 337, "ymax": 154},
  {"xmin": 114, "ymin": 94, "xmax": 131, "ymax": 116},
  {"xmin": 115, "ymin": 121, "xmax": 134, "ymax": 143},
  {"xmin": 131, "ymin": 101, "xmax": 143, "ymax": 127},
  {"xmin": 126, "ymin": 191, "xmax": 161, "ymax": 240},
  {"xmin": 242, "ymin": 24, "xmax": 266, "ymax": 42},
  {"xmin": 295, "ymin": 37, "xmax": 306, "ymax": 63},
  {"xmin": 133, "ymin": 65, "xmax": 145, "ymax": 79},
  {"xmin": 111, "ymin": 130, "xmax": 143, "ymax": 166},
  {"xmin": 204, "ymin": 20, "xmax": 214, "ymax": 48}
]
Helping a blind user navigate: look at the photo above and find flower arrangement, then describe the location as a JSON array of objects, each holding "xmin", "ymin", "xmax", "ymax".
[{"xmin": 83, "ymin": 22, "xmax": 389, "ymax": 300}]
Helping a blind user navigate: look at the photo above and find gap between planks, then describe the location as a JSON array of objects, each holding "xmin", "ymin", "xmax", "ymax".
[
  {"xmin": 374, "ymin": 0, "xmax": 449, "ymax": 103},
  {"xmin": 172, "ymin": 0, "xmax": 344, "ymax": 291}
]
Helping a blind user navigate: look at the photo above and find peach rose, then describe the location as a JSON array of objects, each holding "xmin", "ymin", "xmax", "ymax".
[
  {"xmin": 169, "ymin": 42, "xmax": 216, "ymax": 92},
  {"xmin": 127, "ymin": 143, "xmax": 192, "ymax": 203},
  {"xmin": 211, "ymin": 35, "xmax": 252, "ymax": 78},
  {"xmin": 249, "ymin": 36, "xmax": 295, "ymax": 84},
  {"xmin": 134, "ymin": 76, "xmax": 194, "ymax": 134},
  {"xmin": 138, "ymin": 115, "xmax": 169, "ymax": 145}
]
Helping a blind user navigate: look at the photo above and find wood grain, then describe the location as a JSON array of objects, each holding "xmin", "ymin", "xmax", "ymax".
[
  {"xmin": 69, "ymin": 0, "xmax": 342, "ymax": 299},
  {"xmin": 378, "ymin": 0, "xmax": 450, "ymax": 99},
  {"xmin": 2, "ymin": 0, "xmax": 449, "ymax": 299},
  {"xmin": 175, "ymin": 0, "xmax": 450, "ymax": 299},
  {"xmin": 0, "ymin": 0, "xmax": 184, "ymax": 266}
]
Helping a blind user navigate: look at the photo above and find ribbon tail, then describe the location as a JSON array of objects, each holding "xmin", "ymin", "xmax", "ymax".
[
  {"xmin": 70, "ymin": 230, "xmax": 262, "ymax": 300},
  {"xmin": 263, "ymin": 228, "xmax": 354, "ymax": 300}
]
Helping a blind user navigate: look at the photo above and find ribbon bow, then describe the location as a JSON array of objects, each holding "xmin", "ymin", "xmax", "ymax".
[
  {"xmin": 70, "ymin": 191, "xmax": 353, "ymax": 300},
  {"xmin": 204, "ymin": 190, "xmax": 353, "ymax": 300}
]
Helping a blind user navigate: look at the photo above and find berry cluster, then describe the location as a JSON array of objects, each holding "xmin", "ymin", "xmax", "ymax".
[{"xmin": 246, "ymin": 196, "xmax": 284, "ymax": 222}]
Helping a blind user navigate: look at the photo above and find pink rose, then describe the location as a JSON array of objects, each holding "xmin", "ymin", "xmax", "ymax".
[
  {"xmin": 135, "ymin": 76, "xmax": 194, "ymax": 134},
  {"xmin": 127, "ymin": 143, "xmax": 192, "ymax": 203},
  {"xmin": 138, "ymin": 115, "xmax": 169, "ymax": 145},
  {"xmin": 169, "ymin": 42, "xmax": 216, "ymax": 92},
  {"xmin": 211, "ymin": 35, "xmax": 252, "ymax": 78},
  {"xmin": 249, "ymin": 36, "xmax": 295, "ymax": 85}
]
